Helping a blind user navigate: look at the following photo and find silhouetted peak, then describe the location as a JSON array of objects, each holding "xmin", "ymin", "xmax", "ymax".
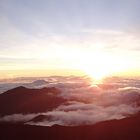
[
  {"xmin": 0, "ymin": 86, "xmax": 65, "ymax": 115},
  {"xmin": 14, "ymin": 86, "xmax": 27, "ymax": 90},
  {"xmin": 28, "ymin": 115, "xmax": 47, "ymax": 122},
  {"xmin": 2, "ymin": 86, "xmax": 61, "ymax": 95},
  {"xmin": 3, "ymin": 86, "xmax": 27, "ymax": 94}
]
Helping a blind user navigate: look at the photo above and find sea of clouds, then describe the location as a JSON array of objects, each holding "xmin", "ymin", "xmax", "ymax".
[{"xmin": 0, "ymin": 76, "xmax": 140, "ymax": 126}]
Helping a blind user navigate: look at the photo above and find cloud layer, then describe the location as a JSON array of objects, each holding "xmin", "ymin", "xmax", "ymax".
[{"xmin": 0, "ymin": 76, "xmax": 140, "ymax": 126}]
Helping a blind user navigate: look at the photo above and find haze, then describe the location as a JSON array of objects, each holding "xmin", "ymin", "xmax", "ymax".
[{"xmin": 0, "ymin": 0, "xmax": 140, "ymax": 79}]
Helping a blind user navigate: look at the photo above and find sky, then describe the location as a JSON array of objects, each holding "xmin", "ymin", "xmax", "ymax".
[{"xmin": 0, "ymin": 0, "xmax": 140, "ymax": 79}]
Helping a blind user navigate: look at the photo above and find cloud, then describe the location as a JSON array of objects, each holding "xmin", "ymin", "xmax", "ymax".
[
  {"xmin": 1, "ymin": 76, "xmax": 140, "ymax": 126},
  {"xmin": 0, "ymin": 113, "xmax": 39, "ymax": 123},
  {"xmin": 40, "ymin": 77, "xmax": 140, "ymax": 126},
  {"xmin": 27, "ymin": 102, "xmax": 140, "ymax": 126}
]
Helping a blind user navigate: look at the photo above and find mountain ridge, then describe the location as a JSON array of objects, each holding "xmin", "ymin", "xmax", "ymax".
[{"xmin": 0, "ymin": 86, "xmax": 66, "ymax": 116}]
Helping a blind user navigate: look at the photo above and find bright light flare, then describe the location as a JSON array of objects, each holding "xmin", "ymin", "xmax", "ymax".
[{"xmin": 78, "ymin": 51, "xmax": 126, "ymax": 81}]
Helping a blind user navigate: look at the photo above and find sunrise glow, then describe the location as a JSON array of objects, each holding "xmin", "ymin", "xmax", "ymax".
[
  {"xmin": 0, "ymin": 0, "xmax": 140, "ymax": 79},
  {"xmin": 1, "ymin": 1, "xmax": 140, "ymax": 139}
]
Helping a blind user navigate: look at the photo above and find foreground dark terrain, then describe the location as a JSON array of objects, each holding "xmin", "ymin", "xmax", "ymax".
[
  {"xmin": 0, "ymin": 113, "xmax": 140, "ymax": 140},
  {"xmin": 0, "ymin": 78, "xmax": 140, "ymax": 140}
]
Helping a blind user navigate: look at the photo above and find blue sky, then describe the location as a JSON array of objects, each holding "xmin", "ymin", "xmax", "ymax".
[
  {"xmin": 1, "ymin": 0, "xmax": 140, "ymax": 34},
  {"xmin": 0, "ymin": 0, "xmax": 140, "ymax": 78}
]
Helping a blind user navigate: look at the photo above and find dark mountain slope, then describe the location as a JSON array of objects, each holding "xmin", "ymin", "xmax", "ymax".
[
  {"xmin": 0, "ymin": 112, "xmax": 140, "ymax": 140},
  {"xmin": 0, "ymin": 86, "xmax": 65, "ymax": 115}
]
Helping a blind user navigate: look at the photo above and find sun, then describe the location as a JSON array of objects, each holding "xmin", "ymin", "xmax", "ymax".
[
  {"xmin": 77, "ymin": 51, "xmax": 121, "ymax": 81},
  {"xmin": 82, "ymin": 66, "xmax": 110, "ymax": 81}
]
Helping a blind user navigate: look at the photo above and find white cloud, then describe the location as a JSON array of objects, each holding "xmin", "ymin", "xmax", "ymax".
[
  {"xmin": 1, "ymin": 76, "xmax": 140, "ymax": 126},
  {"xmin": 0, "ymin": 113, "xmax": 39, "ymax": 123}
]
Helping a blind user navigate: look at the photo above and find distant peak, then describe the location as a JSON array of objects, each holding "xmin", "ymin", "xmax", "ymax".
[
  {"xmin": 8, "ymin": 86, "xmax": 27, "ymax": 91},
  {"xmin": 14, "ymin": 86, "xmax": 27, "ymax": 89},
  {"xmin": 2, "ymin": 86, "xmax": 61, "ymax": 95},
  {"xmin": 32, "ymin": 80, "xmax": 48, "ymax": 85}
]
